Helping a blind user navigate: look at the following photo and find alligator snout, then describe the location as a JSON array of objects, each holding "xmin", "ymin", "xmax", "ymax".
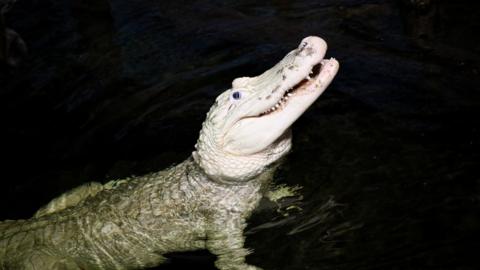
[{"xmin": 297, "ymin": 36, "xmax": 327, "ymax": 58}]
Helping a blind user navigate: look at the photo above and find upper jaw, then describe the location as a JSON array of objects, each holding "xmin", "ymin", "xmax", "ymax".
[{"xmin": 233, "ymin": 36, "xmax": 329, "ymax": 117}]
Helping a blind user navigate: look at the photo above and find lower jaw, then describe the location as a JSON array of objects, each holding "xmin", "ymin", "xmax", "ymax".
[
  {"xmin": 268, "ymin": 128, "xmax": 292, "ymax": 153},
  {"xmin": 274, "ymin": 128, "xmax": 292, "ymax": 144}
]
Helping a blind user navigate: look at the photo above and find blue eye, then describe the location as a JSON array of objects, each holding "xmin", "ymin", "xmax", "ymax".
[{"xmin": 232, "ymin": 91, "xmax": 241, "ymax": 100}]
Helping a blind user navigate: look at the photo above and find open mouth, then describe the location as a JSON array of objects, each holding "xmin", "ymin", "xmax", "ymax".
[
  {"xmin": 221, "ymin": 37, "xmax": 338, "ymax": 156},
  {"xmin": 259, "ymin": 62, "xmax": 324, "ymax": 117}
]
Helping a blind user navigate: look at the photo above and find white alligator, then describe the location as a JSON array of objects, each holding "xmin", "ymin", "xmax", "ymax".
[{"xmin": 0, "ymin": 36, "xmax": 339, "ymax": 270}]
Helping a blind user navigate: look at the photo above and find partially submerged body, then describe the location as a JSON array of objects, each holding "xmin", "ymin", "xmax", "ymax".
[
  {"xmin": 0, "ymin": 36, "xmax": 339, "ymax": 270},
  {"xmin": 1, "ymin": 159, "xmax": 270, "ymax": 269}
]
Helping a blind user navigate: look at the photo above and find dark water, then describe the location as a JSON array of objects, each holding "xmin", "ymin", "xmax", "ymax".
[{"xmin": 1, "ymin": 0, "xmax": 479, "ymax": 269}]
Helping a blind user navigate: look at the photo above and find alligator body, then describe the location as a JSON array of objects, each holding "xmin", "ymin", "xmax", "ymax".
[{"xmin": 0, "ymin": 36, "xmax": 339, "ymax": 270}]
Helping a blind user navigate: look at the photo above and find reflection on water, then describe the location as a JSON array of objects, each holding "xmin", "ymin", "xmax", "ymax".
[{"xmin": 1, "ymin": 0, "xmax": 479, "ymax": 269}]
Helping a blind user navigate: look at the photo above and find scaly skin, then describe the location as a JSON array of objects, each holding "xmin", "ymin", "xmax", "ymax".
[
  {"xmin": 1, "ymin": 159, "xmax": 271, "ymax": 269},
  {"xmin": 0, "ymin": 36, "xmax": 339, "ymax": 270}
]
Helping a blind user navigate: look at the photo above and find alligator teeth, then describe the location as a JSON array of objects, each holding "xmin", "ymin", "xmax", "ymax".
[{"xmin": 287, "ymin": 93, "xmax": 293, "ymax": 97}]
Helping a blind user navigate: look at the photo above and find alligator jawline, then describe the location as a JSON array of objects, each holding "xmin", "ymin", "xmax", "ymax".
[{"xmin": 258, "ymin": 62, "xmax": 323, "ymax": 117}]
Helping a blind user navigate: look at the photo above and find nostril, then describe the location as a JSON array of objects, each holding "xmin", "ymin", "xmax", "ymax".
[{"xmin": 299, "ymin": 41, "xmax": 308, "ymax": 50}]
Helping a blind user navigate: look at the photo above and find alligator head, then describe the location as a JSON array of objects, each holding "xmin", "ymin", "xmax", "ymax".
[{"xmin": 193, "ymin": 36, "xmax": 339, "ymax": 184}]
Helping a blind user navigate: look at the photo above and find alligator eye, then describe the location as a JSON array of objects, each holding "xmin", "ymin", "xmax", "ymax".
[{"xmin": 232, "ymin": 91, "xmax": 241, "ymax": 100}]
